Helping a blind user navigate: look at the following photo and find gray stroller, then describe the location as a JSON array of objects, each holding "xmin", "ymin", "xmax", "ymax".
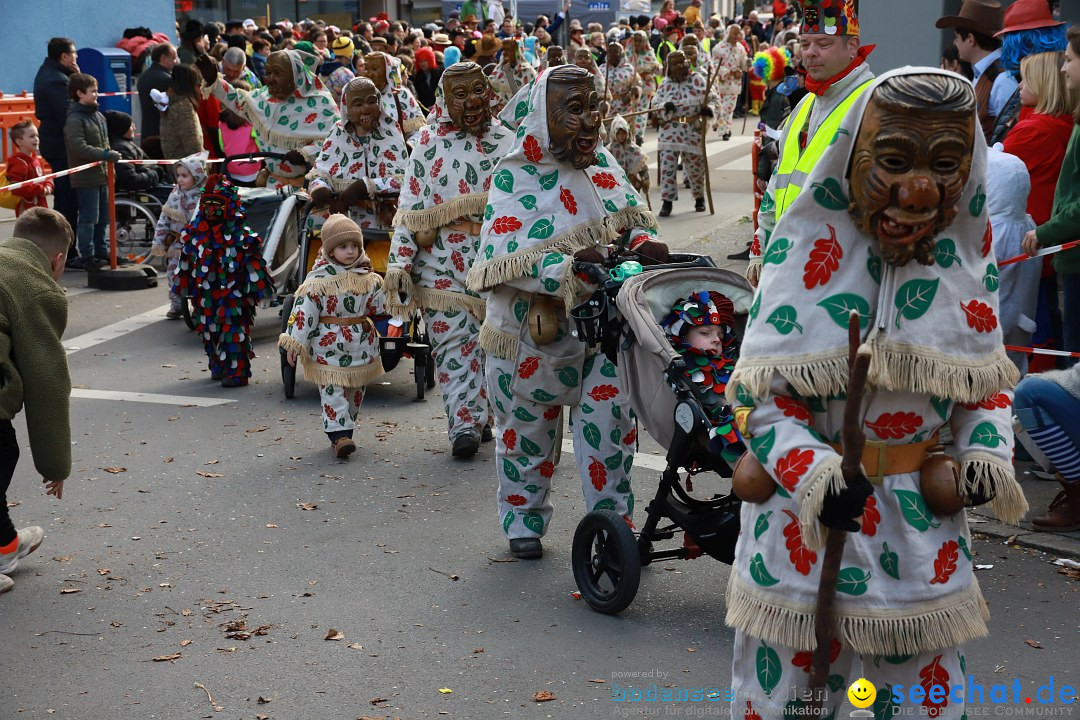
[{"xmin": 570, "ymin": 254, "xmax": 755, "ymax": 614}]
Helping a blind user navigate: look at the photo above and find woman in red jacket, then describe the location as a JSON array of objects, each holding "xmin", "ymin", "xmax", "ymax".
[{"xmin": 1004, "ymin": 51, "xmax": 1078, "ymax": 370}]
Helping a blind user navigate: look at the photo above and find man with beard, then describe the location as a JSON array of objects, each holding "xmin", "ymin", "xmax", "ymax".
[
  {"xmin": 357, "ymin": 51, "xmax": 426, "ymax": 141},
  {"xmin": 598, "ymin": 42, "xmax": 641, "ymax": 122},
  {"xmin": 490, "ymin": 37, "xmax": 539, "ymax": 110},
  {"xmin": 307, "ymin": 78, "xmax": 408, "ymax": 236},
  {"xmin": 197, "ymin": 49, "xmax": 338, "ymax": 188},
  {"xmin": 627, "ymin": 30, "xmax": 662, "ymax": 145},
  {"xmin": 746, "ymin": 0, "xmax": 873, "ymax": 282},
  {"xmin": 654, "ymin": 50, "xmax": 719, "ymax": 216},
  {"xmin": 725, "ymin": 69, "xmax": 1026, "ymax": 719},
  {"xmin": 385, "ymin": 63, "xmax": 517, "ymax": 458},
  {"xmin": 466, "ymin": 65, "xmax": 669, "ymax": 559}
]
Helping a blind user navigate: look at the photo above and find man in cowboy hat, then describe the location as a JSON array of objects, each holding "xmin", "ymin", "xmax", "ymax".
[{"xmin": 936, "ymin": 0, "xmax": 1017, "ymax": 143}]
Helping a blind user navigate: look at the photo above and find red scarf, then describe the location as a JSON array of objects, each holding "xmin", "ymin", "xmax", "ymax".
[{"xmin": 803, "ymin": 44, "xmax": 875, "ymax": 97}]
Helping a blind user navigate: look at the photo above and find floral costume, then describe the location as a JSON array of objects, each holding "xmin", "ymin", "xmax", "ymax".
[
  {"xmin": 608, "ymin": 115, "xmax": 649, "ymax": 195},
  {"xmin": 490, "ymin": 45, "xmax": 539, "ymax": 111},
  {"xmin": 711, "ymin": 39, "xmax": 748, "ymax": 137},
  {"xmin": 628, "ymin": 34, "xmax": 662, "ymax": 142},
  {"xmin": 174, "ymin": 175, "xmax": 274, "ymax": 383},
  {"xmin": 466, "ymin": 71, "xmax": 658, "ymax": 541},
  {"xmin": 278, "ymin": 253, "xmax": 387, "ymax": 437},
  {"xmin": 307, "ymin": 86, "xmax": 408, "ymax": 235},
  {"xmin": 655, "ymin": 65, "xmax": 720, "ymax": 204},
  {"xmin": 659, "ymin": 291, "xmax": 745, "ymax": 464},
  {"xmin": 152, "ymin": 153, "xmax": 207, "ymax": 308},
  {"xmin": 208, "ymin": 49, "xmax": 338, "ymax": 187},
  {"xmin": 385, "ymin": 77, "xmax": 516, "ymax": 446},
  {"xmin": 598, "ymin": 56, "xmax": 640, "ymax": 119},
  {"xmin": 725, "ymin": 69, "xmax": 1027, "ymax": 720}
]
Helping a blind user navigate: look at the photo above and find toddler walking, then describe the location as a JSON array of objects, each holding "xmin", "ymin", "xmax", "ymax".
[
  {"xmin": 153, "ymin": 153, "xmax": 207, "ymax": 319},
  {"xmin": 279, "ymin": 215, "xmax": 388, "ymax": 458}
]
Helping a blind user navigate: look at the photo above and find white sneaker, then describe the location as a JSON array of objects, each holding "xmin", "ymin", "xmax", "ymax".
[
  {"xmin": 0, "ymin": 526, "xmax": 45, "ymax": 575},
  {"xmin": 0, "ymin": 574, "xmax": 12, "ymax": 594}
]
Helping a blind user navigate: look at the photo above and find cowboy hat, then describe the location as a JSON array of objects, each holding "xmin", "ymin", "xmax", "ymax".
[
  {"xmin": 936, "ymin": 0, "xmax": 1004, "ymax": 38},
  {"xmin": 432, "ymin": 32, "xmax": 451, "ymax": 45},
  {"xmin": 995, "ymin": 0, "xmax": 1065, "ymax": 36}
]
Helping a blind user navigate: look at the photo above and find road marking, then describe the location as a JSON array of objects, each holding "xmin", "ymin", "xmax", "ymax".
[
  {"xmin": 561, "ymin": 439, "xmax": 669, "ymax": 472},
  {"xmin": 70, "ymin": 388, "xmax": 234, "ymax": 407},
  {"xmin": 64, "ymin": 304, "xmax": 171, "ymax": 355},
  {"xmin": 64, "ymin": 287, "xmax": 98, "ymax": 298}
]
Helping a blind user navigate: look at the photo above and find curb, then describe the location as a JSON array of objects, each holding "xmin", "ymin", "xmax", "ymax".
[{"xmin": 969, "ymin": 511, "xmax": 1080, "ymax": 558}]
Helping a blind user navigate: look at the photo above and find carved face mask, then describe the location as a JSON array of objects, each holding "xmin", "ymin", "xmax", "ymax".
[
  {"xmin": 264, "ymin": 52, "xmax": 295, "ymax": 100},
  {"xmin": 362, "ymin": 54, "xmax": 388, "ymax": 91},
  {"xmin": 547, "ymin": 67, "xmax": 600, "ymax": 170},
  {"xmin": 547, "ymin": 46, "xmax": 565, "ymax": 66},
  {"xmin": 344, "ymin": 78, "xmax": 381, "ymax": 135},
  {"xmin": 681, "ymin": 43, "xmax": 698, "ymax": 67},
  {"xmin": 848, "ymin": 96, "xmax": 975, "ymax": 267},
  {"xmin": 444, "ymin": 65, "xmax": 490, "ymax": 135},
  {"xmin": 667, "ymin": 51, "xmax": 689, "ymax": 82},
  {"xmin": 607, "ymin": 43, "xmax": 623, "ymax": 66},
  {"xmin": 574, "ymin": 49, "xmax": 594, "ymax": 69},
  {"xmin": 202, "ymin": 196, "xmax": 227, "ymax": 225},
  {"xmin": 502, "ymin": 39, "xmax": 518, "ymax": 65}
]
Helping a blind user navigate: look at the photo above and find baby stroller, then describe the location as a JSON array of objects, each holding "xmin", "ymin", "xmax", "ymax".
[{"xmin": 569, "ymin": 253, "xmax": 755, "ymax": 614}]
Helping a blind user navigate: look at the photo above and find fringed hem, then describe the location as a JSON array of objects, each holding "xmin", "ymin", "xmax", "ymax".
[
  {"xmin": 724, "ymin": 572, "xmax": 989, "ymax": 655},
  {"xmin": 392, "ymin": 193, "xmax": 488, "ymax": 232},
  {"xmin": 295, "ymin": 271, "xmax": 383, "ymax": 298},
  {"xmin": 794, "ymin": 454, "xmax": 846, "ymax": 552},
  {"xmin": 962, "ymin": 452, "xmax": 1029, "ymax": 525},
  {"xmin": 466, "ymin": 207, "xmax": 657, "ymax": 294},
  {"xmin": 382, "ymin": 268, "xmax": 417, "ymax": 316},
  {"xmin": 729, "ymin": 344, "xmax": 1019, "ymax": 405},
  {"xmin": 278, "ymin": 333, "xmax": 305, "ymax": 355},
  {"xmin": 310, "ymin": 173, "xmax": 363, "ymax": 193},
  {"xmin": 479, "ymin": 322, "xmax": 519, "ymax": 360},
  {"xmin": 298, "ymin": 356, "xmax": 385, "ymax": 387},
  {"xmin": 162, "ymin": 205, "xmax": 187, "ymax": 224},
  {"xmin": 260, "ymin": 126, "xmax": 324, "ymax": 151},
  {"xmin": 412, "ymin": 287, "xmax": 486, "ymax": 320}
]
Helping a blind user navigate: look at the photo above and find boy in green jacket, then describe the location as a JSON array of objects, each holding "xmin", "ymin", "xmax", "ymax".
[{"xmin": 0, "ymin": 207, "xmax": 73, "ymax": 594}]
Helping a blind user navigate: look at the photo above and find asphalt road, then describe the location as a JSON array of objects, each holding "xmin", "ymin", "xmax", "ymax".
[{"xmin": 1, "ymin": 126, "xmax": 1077, "ymax": 720}]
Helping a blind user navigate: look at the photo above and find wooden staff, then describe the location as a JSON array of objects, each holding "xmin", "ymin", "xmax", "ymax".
[
  {"xmin": 700, "ymin": 61, "xmax": 718, "ymax": 215},
  {"xmin": 602, "ymin": 105, "xmax": 661, "ymax": 122},
  {"xmin": 808, "ymin": 312, "xmax": 872, "ymax": 709}
]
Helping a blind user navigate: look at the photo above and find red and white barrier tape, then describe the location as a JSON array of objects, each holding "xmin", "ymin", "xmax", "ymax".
[
  {"xmin": 1, "ymin": 161, "xmax": 102, "ymax": 193},
  {"xmin": 998, "ymin": 238, "xmax": 1080, "ymax": 267},
  {"xmin": 96, "ymin": 90, "xmax": 139, "ymax": 97},
  {"xmin": 118, "ymin": 158, "xmax": 228, "ymax": 165},
  {"xmin": 1005, "ymin": 345, "xmax": 1080, "ymax": 359}
]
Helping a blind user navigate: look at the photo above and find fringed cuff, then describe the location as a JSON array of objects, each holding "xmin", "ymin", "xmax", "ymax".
[
  {"xmin": 383, "ymin": 268, "xmax": 417, "ymax": 316},
  {"xmin": 479, "ymin": 323, "xmax": 519, "ymax": 360},
  {"xmin": 793, "ymin": 453, "xmax": 846, "ymax": 552},
  {"xmin": 961, "ymin": 452, "xmax": 1029, "ymax": 525},
  {"xmin": 392, "ymin": 193, "xmax": 488, "ymax": 233},
  {"xmin": 278, "ymin": 333, "xmax": 306, "ymax": 354},
  {"xmin": 295, "ymin": 271, "xmax": 382, "ymax": 298},
  {"xmin": 298, "ymin": 355, "xmax": 385, "ymax": 387},
  {"xmin": 412, "ymin": 287, "xmax": 486, "ymax": 320}
]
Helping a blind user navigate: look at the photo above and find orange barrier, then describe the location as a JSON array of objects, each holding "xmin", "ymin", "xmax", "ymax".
[{"xmin": 0, "ymin": 92, "xmax": 39, "ymax": 166}]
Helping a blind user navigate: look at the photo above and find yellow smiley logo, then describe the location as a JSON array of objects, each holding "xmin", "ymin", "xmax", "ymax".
[{"xmin": 847, "ymin": 678, "xmax": 876, "ymax": 709}]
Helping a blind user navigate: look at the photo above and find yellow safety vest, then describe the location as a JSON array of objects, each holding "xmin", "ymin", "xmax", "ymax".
[{"xmin": 773, "ymin": 79, "xmax": 874, "ymax": 219}]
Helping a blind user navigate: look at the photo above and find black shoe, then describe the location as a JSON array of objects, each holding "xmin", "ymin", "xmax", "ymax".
[
  {"xmin": 210, "ymin": 367, "xmax": 223, "ymax": 380},
  {"xmin": 481, "ymin": 424, "xmax": 493, "ymax": 442},
  {"xmin": 452, "ymin": 434, "xmax": 479, "ymax": 458},
  {"xmin": 66, "ymin": 256, "xmax": 87, "ymax": 271},
  {"xmin": 727, "ymin": 245, "xmax": 752, "ymax": 261},
  {"xmin": 683, "ymin": 179, "xmax": 690, "ymax": 188},
  {"xmin": 695, "ymin": 197, "xmax": 706, "ymax": 212},
  {"xmin": 509, "ymin": 538, "xmax": 543, "ymax": 559},
  {"xmin": 722, "ymin": 132, "xmax": 731, "ymax": 141},
  {"xmin": 658, "ymin": 200, "xmax": 673, "ymax": 218}
]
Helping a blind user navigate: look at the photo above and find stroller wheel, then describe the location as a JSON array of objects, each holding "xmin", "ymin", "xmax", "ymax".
[
  {"xmin": 572, "ymin": 509, "xmax": 641, "ymax": 614},
  {"xmin": 280, "ymin": 294, "xmax": 296, "ymax": 399},
  {"xmin": 181, "ymin": 297, "xmax": 196, "ymax": 331}
]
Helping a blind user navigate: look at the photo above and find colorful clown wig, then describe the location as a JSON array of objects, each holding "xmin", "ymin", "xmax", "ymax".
[
  {"xmin": 752, "ymin": 46, "xmax": 792, "ymax": 82},
  {"xmin": 1001, "ymin": 25, "xmax": 1069, "ymax": 75}
]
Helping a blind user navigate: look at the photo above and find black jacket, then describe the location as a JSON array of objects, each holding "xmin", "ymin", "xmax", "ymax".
[
  {"xmin": 412, "ymin": 67, "xmax": 443, "ymax": 110},
  {"xmin": 110, "ymin": 137, "xmax": 163, "ymax": 191},
  {"xmin": 136, "ymin": 63, "xmax": 172, "ymax": 139},
  {"xmin": 33, "ymin": 57, "xmax": 74, "ymax": 160}
]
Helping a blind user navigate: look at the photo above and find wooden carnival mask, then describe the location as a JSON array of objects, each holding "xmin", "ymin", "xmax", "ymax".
[
  {"xmin": 501, "ymin": 38, "xmax": 518, "ymax": 65},
  {"xmin": 264, "ymin": 52, "xmax": 296, "ymax": 101},
  {"xmin": 546, "ymin": 46, "xmax": 566, "ymax": 66},
  {"xmin": 848, "ymin": 73, "xmax": 976, "ymax": 267},
  {"xmin": 679, "ymin": 40, "xmax": 699, "ymax": 68},
  {"xmin": 546, "ymin": 65, "xmax": 601, "ymax": 170},
  {"xmin": 667, "ymin": 51, "xmax": 690, "ymax": 82},
  {"xmin": 442, "ymin": 62, "xmax": 491, "ymax": 136},
  {"xmin": 343, "ymin": 77, "xmax": 381, "ymax": 136},
  {"xmin": 362, "ymin": 53, "xmax": 388, "ymax": 92},
  {"xmin": 607, "ymin": 42, "xmax": 623, "ymax": 67}
]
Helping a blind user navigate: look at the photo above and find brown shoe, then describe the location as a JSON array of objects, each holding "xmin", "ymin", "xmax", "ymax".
[
  {"xmin": 333, "ymin": 437, "xmax": 356, "ymax": 459},
  {"xmin": 1031, "ymin": 477, "xmax": 1080, "ymax": 531}
]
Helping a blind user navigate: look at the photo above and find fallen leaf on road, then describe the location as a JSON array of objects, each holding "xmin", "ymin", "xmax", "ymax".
[
  {"xmin": 96, "ymin": 568, "xmax": 111, "ymax": 575},
  {"xmin": 439, "ymin": 688, "xmax": 453, "ymax": 694},
  {"xmin": 246, "ymin": 426, "xmax": 269, "ymax": 433},
  {"xmin": 325, "ymin": 629, "xmax": 345, "ymax": 641},
  {"xmin": 297, "ymin": 503, "xmax": 317, "ymax": 511},
  {"xmin": 196, "ymin": 471, "xmax": 224, "ymax": 478},
  {"xmin": 52, "ymin": 556, "xmax": 72, "ymax": 562},
  {"xmin": 266, "ymin": 523, "xmax": 278, "ymax": 528},
  {"xmin": 103, "ymin": 467, "xmax": 127, "ymax": 474},
  {"xmin": 534, "ymin": 691, "xmax": 556, "ymax": 702},
  {"xmin": 348, "ymin": 642, "xmax": 363, "ymax": 650},
  {"xmin": 59, "ymin": 588, "xmax": 81, "ymax": 594},
  {"xmin": 153, "ymin": 653, "xmax": 182, "ymax": 662},
  {"xmin": 162, "ymin": 457, "xmax": 174, "ymax": 463},
  {"xmin": 472, "ymin": 647, "xmax": 484, "ymax": 654},
  {"xmin": 204, "ymin": 460, "xmax": 220, "ymax": 465},
  {"xmin": 588, "ymin": 679, "xmax": 606, "ymax": 683},
  {"xmin": 257, "ymin": 696, "xmax": 271, "ymax": 704},
  {"xmin": 1025, "ymin": 640, "xmax": 1043, "ymax": 649},
  {"xmin": 369, "ymin": 696, "xmax": 389, "ymax": 705},
  {"xmin": 687, "ymin": 648, "xmax": 696, "ymax": 653},
  {"xmin": 257, "ymin": 715, "xmax": 269, "ymax": 720},
  {"xmin": 180, "ymin": 639, "xmax": 192, "ymax": 647},
  {"xmin": 161, "ymin": 364, "xmax": 176, "ymax": 368},
  {"xmin": 181, "ymin": 608, "xmax": 193, "ymax": 616},
  {"xmin": 159, "ymin": 583, "xmax": 173, "ymax": 588}
]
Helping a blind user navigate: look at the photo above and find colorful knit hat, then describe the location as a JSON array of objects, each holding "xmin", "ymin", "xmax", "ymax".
[
  {"xmin": 752, "ymin": 46, "xmax": 792, "ymax": 82},
  {"xmin": 799, "ymin": 0, "xmax": 859, "ymax": 36},
  {"xmin": 660, "ymin": 290, "xmax": 735, "ymax": 338},
  {"xmin": 332, "ymin": 36, "xmax": 354, "ymax": 59}
]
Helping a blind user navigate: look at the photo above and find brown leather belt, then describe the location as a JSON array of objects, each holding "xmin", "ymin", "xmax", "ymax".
[
  {"xmin": 827, "ymin": 434, "xmax": 939, "ymax": 484},
  {"xmin": 319, "ymin": 316, "xmax": 374, "ymax": 330},
  {"xmin": 446, "ymin": 220, "xmax": 483, "ymax": 235}
]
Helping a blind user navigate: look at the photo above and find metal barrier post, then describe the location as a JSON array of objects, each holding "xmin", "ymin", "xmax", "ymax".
[{"xmin": 107, "ymin": 161, "xmax": 118, "ymax": 270}]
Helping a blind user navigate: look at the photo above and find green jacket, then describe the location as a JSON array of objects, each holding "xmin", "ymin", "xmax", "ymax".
[
  {"xmin": 64, "ymin": 101, "xmax": 114, "ymax": 188},
  {"xmin": 0, "ymin": 237, "xmax": 71, "ymax": 480},
  {"xmin": 1038, "ymin": 124, "xmax": 1080, "ymax": 274}
]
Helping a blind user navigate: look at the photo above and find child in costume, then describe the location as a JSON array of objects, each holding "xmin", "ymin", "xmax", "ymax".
[
  {"xmin": 660, "ymin": 291, "xmax": 745, "ymax": 464},
  {"xmin": 153, "ymin": 153, "xmax": 208, "ymax": 319},
  {"xmin": 174, "ymin": 174, "xmax": 273, "ymax": 387},
  {"xmin": 279, "ymin": 215, "xmax": 388, "ymax": 458},
  {"xmin": 607, "ymin": 115, "xmax": 650, "ymax": 201}
]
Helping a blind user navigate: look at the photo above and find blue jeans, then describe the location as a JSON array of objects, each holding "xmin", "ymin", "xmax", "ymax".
[
  {"xmin": 1014, "ymin": 376, "xmax": 1080, "ymax": 449},
  {"xmin": 1062, "ymin": 273, "xmax": 1080, "ymax": 368},
  {"xmin": 75, "ymin": 185, "xmax": 108, "ymax": 259}
]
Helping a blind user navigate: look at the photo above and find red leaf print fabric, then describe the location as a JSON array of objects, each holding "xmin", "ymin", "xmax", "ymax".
[
  {"xmin": 750, "ymin": 235, "xmax": 760, "ymax": 257},
  {"xmin": 623, "ymin": 427, "xmax": 637, "ymax": 446},
  {"xmin": 865, "ymin": 412, "xmax": 922, "ymax": 440},
  {"xmin": 960, "ymin": 300, "xmax": 998, "ymax": 333},
  {"xmin": 323, "ymin": 403, "xmax": 336, "ymax": 420},
  {"xmin": 981, "ymin": 222, "xmax": 992, "ymax": 258},
  {"xmin": 791, "ymin": 638, "xmax": 841, "ymax": 672},
  {"xmin": 781, "ymin": 509, "xmax": 817, "ymax": 575},
  {"xmin": 543, "ymin": 406, "xmax": 561, "ymax": 420},
  {"xmin": 860, "ymin": 495, "xmax": 880, "ymax": 536},
  {"xmin": 325, "ymin": 295, "xmax": 338, "ymax": 314},
  {"xmin": 918, "ymin": 655, "xmax": 950, "ymax": 717},
  {"xmin": 505, "ymin": 494, "xmax": 528, "ymax": 506},
  {"xmin": 491, "ymin": 216, "xmax": 522, "ymax": 234},
  {"xmin": 459, "ymin": 179, "xmax": 470, "ymax": 195},
  {"xmin": 929, "ymin": 540, "xmax": 959, "ymax": 585},
  {"xmin": 409, "ymin": 176, "xmax": 421, "ymax": 196},
  {"xmin": 518, "ymin": 356, "xmax": 540, "ymax": 379},
  {"xmin": 775, "ymin": 448, "xmax": 814, "ymax": 492},
  {"xmin": 744, "ymin": 700, "xmax": 762, "ymax": 720},
  {"xmin": 502, "ymin": 428, "xmax": 517, "ymax": 451},
  {"xmin": 559, "ymin": 187, "xmax": 578, "ymax": 215},
  {"xmin": 588, "ymin": 457, "xmax": 607, "ymax": 491},
  {"xmin": 591, "ymin": 172, "xmax": 618, "ymax": 189},
  {"xmin": 446, "ymin": 232, "xmax": 466, "ymax": 244},
  {"xmin": 430, "ymin": 320, "xmax": 450, "ymax": 333},
  {"xmin": 803, "ymin": 224, "xmax": 842, "ymax": 289},
  {"xmin": 961, "ymin": 393, "xmax": 1012, "ymax": 411},
  {"xmin": 319, "ymin": 331, "xmax": 338, "ymax": 347},
  {"xmin": 434, "ymin": 279, "xmax": 453, "ymax": 290},
  {"xmin": 451, "ymin": 250, "xmax": 466, "ymax": 273},
  {"xmin": 523, "ymin": 135, "xmax": 543, "ymax": 162},
  {"xmin": 431, "ymin": 158, "xmax": 443, "ymax": 178},
  {"xmin": 775, "ymin": 396, "xmax": 812, "ymax": 423},
  {"xmin": 587, "ymin": 384, "xmax": 619, "ymax": 401},
  {"xmin": 538, "ymin": 460, "xmax": 555, "ymax": 478}
]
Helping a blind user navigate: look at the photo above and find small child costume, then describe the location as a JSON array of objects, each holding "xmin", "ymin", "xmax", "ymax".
[
  {"xmin": 607, "ymin": 115, "xmax": 650, "ymax": 198},
  {"xmin": 659, "ymin": 291, "xmax": 745, "ymax": 464},
  {"xmin": 278, "ymin": 215, "xmax": 387, "ymax": 447},
  {"xmin": 154, "ymin": 153, "xmax": 208, "ymax": 315},
  {"xmin": 174, "ymin": 175, "xmax": 274, "ymax": 386}
]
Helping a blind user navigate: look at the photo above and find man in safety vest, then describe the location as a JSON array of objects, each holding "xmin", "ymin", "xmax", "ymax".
[{"xmin": 745, "ymin": 0, "xmax": 874, "ymax": 286}]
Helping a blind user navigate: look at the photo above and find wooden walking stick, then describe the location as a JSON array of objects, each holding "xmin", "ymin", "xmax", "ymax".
[
  {"xmin": 700, "ymin": 61, "xmax": 718, "ymax": 215},
  {"xmin": 808, "ymin": 311, "xmax": 872, "ymax": 710}
]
